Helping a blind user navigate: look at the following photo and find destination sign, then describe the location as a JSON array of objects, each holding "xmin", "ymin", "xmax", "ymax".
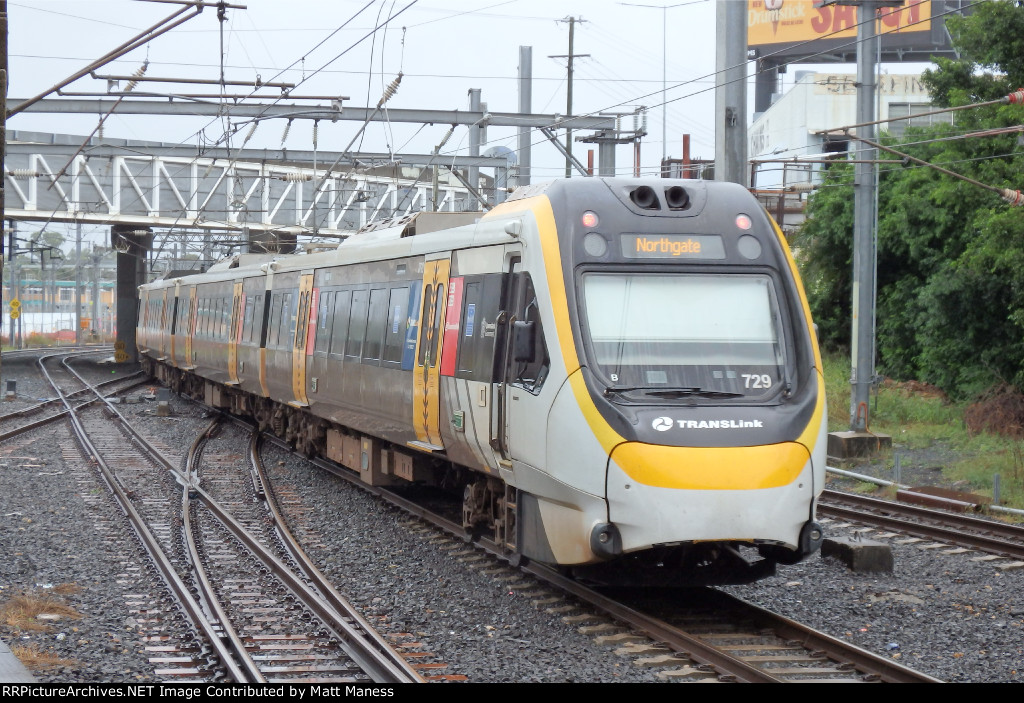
[{"xmin": 620, "ymin": 234, "xmax": 725, "ymax": 260}]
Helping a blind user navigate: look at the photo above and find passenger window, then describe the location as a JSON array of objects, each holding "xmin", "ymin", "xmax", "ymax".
[
  {"xmin": 346, "ymin": 289, "xmax": 369, "ymax": 359},
  {"xmin": 428, "ymin": 284, "xmax": 445, "ymax": 367},
  {"xmin": 363, "ymin": 288, "xmax": 388, "ymax": 362},
  {"xmin": 383, "ymin": 287, "xmax": 408, "ymax": 364},
  {"xmin": 330, "ymin": 290, "xmax": 352, "ymax": 357},
  {"xmin": 510, "ymin": 275, "xmax": 549, "ymax": 393},
  {"xmin": 417, "ymin": 284, "xmax": 435, "ymax": 367},
  {"xmin": 315, "ymin": 291, "xmax": 333, "ymax": 354}
]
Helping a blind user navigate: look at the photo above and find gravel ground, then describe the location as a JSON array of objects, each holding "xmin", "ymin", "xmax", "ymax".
[{"xmin": 2, "ymin": 350, "xmax": 1023, "ymax": 683}]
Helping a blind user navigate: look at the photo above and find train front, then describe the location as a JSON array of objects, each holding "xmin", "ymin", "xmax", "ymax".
[{"xmin": 540, "ymin": 178, "xmax": 826, "ymax": 586}]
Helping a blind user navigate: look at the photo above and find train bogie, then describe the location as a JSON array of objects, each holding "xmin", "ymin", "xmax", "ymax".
[{"xmin": 137, "ymin": 177, "xmax": 826, "ymax": 586}]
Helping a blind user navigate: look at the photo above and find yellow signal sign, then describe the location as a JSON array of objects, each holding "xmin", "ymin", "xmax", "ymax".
[
  {"xmin": 9, "ymin": 299, "xmax": 20, "ymax": 309},
  {"xmin": 114, "ymin": 350, "xmax": 129, "ymax": 363},
  {"xmin": 9, "ymin": 310, "xmax": 20, "ymax": 320}
]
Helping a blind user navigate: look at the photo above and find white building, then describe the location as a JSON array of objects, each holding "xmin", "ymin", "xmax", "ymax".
[{"xmin": 749, "ymin": 71, "xmax": 951, "ymax": 193}]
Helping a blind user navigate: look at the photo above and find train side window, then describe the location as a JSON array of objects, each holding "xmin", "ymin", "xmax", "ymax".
[
  {"xmin": 280, "ymin": 292, "xmax": 295, "ymax": 348},
  {"xmin": 510, "ymin": 274, "xmax": 549, "ymax": 394},
  {"xmin": 330, "ymin": 290, "xmax": 352, "ymax": 357},
  {"xmin": 242, "ymin": 296, "xmax": 254, "ymax": 344},
  {"xmin": 383, "ymin": 286, "xmax": 408, "ymax": 364},
  {"xmin": 428, "ymin": 284, "xmax": 445, "ymax": 368},
  {"xmin": 315, "ymin": 291, "xmax": 333, "ymax": 355},
  {"xmin": 417, "ymin": 284, "xmax": 435, "ymax": 367},
  {"xmin": 223, "ymin": 296, "xmax": 232, "ymax": 340},
  {"xmin": 345, "ymin": 289, "xmax": 369, "ymax": 360},
  {"xmin": 198, "ymin": 298, "xmax": 208, "ymax": 338},
  {"xmin": 267, "ymin": 294, "xmax": 284, "ymax": 347},
  {"xmin": 258, "ymin": 294, "xmax": 271, "ymax": 347},
  {"xmin": 216, "ymin": 298, "xmax": 226, "ymax": 340},
  {"xmin": 456, "ymin": 276, "xmax": 502, "ymax": 381},
  {"xmin": 363, "ymin": 287, "xmax": 388, "ymax": 362},
  {"xmin": 294, "ymin": 290, "xmax": 309, "ymax": 351}
]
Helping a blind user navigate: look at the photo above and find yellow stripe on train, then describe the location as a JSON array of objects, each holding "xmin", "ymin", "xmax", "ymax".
[{"xmin": 610, "ymin": 441, "xmax": 810, "ymax": 490}]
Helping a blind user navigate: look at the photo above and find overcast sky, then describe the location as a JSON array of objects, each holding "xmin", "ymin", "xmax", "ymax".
[
  {"xmin": 8, "ymin": 0, "xmax": 917, "ymax": 246},
  {"xmin": 7, "ymin": 1, "xmax": 752, "ymax": 175}
]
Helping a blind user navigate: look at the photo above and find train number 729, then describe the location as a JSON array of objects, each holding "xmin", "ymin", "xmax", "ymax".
[{"xmin": 742, "ymin": 374, "xmax": 773, "ymax": 389}]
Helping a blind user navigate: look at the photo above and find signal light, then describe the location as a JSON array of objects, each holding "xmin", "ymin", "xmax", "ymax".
[
  {"xmin": 735, "ymin": 214, "xmax": 752, "ymax": 230},
  {"xmin": 581, "ymin": 211, "xmax": 599, "ymax": 228}
]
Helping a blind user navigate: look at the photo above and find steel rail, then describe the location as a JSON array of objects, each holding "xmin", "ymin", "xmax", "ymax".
[
  {"xmin": 821, "ymin": 491, "xmax": 1024, "ymax": 560},
  {"xmin": 0, "ymin": 374, "xmax": 150, "ymax": 441},
  {"xmin": 248, "ymin": 432, "xmax": 426, "ymax": 684},
  {"xmin": 293, "ymin": 446, "xmax": 939, "ymax": 682},
  {"xmin": 40, "ymin": 355, "xmax": 252, "ymax": 683},
  {"xmin": 183, "ymin": 419, "xmax": 267, "ymax": 683}
]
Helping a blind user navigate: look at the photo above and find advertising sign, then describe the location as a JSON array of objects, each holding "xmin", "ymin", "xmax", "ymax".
[{"xmin": 747, "ymin": 0, "xmax": 958, "ymax": 62}]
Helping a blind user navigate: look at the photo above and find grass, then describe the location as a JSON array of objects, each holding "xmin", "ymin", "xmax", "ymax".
[
  {"xmin": 9, "ymin": 643, "xmax": 78, "ymax": 672},
  {"xmin": 0, "ymin": 585, "xmax": 83, "ymax": 633},
  {"xmin": 822, "ymin": 352, "xmax": 1024, "ymax": 511}
]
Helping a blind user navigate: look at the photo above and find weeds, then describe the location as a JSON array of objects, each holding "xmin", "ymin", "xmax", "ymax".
[
  {"xmin": 823, "ymin": 353, "xmax": 1024, "ymax": 509},
  {"xmin": 10, "ymin": 642, "xmax": 77, "ymax": 671},
  {"xmin": 0, "ymin": 586, "xmax": 83, "ymax": 633}
]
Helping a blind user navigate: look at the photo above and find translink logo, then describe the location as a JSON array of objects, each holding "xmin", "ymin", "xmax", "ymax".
[{"xmin": 651, "ymin": 417, "xmax": 765, "ymax": 430}]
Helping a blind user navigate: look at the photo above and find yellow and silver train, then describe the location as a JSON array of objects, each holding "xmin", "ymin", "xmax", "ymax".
[{"xmin": 138, "ymin": 177, "xmax": 826, "ymax": 585}]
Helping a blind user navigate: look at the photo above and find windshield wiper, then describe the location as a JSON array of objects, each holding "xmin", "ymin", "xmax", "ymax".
[{"xmin": 604, "ymin": 385, "xmax": 744, "ymax": 399}]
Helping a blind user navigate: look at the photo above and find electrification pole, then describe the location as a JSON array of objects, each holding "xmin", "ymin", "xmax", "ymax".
[
  {"xmin": 552, "ymin": 17, "xmax": 589, "ymax": 178},
  {"xmin": 714, "ymin": 0, "xmax": 747, "ymax": 185}
]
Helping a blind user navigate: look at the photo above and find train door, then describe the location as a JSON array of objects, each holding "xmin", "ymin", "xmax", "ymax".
[
  {"xmin": 227, "ymin": 281, "xmax": 243, "ymax": 385},
  {"xmin": 492, "ymin": 256, "xmax": 520, "ymax": 460},
  {"xmin": 291, "ymin": 273, "xmax": 315, "ymax": 407},
  {"xmin": 169, "ymin": 282, "xmax": 181, "ymax": 367},
  {"xmin": 183, "ymin": 287, "xmax": 197, "ymax": 369},
  {"xmin": 411, "ymin": 257, "xmax": 451, "ymax": 451},
  {"xmin": 500, "ymin": 263, "xmax": 551, "ymax": 471}
]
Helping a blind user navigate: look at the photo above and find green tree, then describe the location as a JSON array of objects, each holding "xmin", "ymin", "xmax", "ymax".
[{"xmin": 794, "ymin": 1, "xmax": 1024, "ymax": 398}]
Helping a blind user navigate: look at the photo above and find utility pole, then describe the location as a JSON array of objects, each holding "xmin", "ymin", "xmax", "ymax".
[
  {"xmin": 827, "ymin": 0, "xmax": 895, "ymax": 458},
  {"xmin": 1, "ymin": 0, "xmax": 7, "ymax": 375},
  {"xmin": 518, "ymin": 46, "xmax": 532, "ymax": 187},
  {"xmin": 714, "ymin": 0, "xmax": 747, "ymax": 185},
  {"xmin": 74, "ymin": 220, "xmax": 82, "ymax": 346},
  {"xmin": 552, "ymin": 17, "xmax": 588, "ymax": 178}
]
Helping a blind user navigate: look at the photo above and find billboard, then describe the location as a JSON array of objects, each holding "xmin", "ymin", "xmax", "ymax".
[{"xmin": 747, "ymin": 0, "xmax": 961, "ymax": 63}]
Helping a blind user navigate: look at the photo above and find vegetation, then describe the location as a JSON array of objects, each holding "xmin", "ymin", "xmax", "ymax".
[
  {"xmin": 795, "ymin": 3, "xmax": 1024, "ymax": 400},
  {"xmin": 823, "ymin": 352, "xmax": 1024, "ymax": 511}
]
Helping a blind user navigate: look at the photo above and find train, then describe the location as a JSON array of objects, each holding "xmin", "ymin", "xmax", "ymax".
[{"xmin": 137, "ymin": 176, "xmax": 827, "ymax": 586}]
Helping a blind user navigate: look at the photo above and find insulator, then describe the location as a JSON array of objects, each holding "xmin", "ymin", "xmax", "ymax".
[
  {"xmin": 97, "ymin": 119, "xmax": 104, "ymax": 140},
  {"xmin": 786, "ymin": 182, "xmax": 816, "ymax": 193},
  {"xmin": 1005, "ymin": 89, "xmax": 1024, "ymax": 105},
  {"xmin": 243, "ymin": 122, "xmax": 258, "ymax": 145},
  {"xmin": 277, "ymin": 173, "xmax": 313, "ymax": 182},
  {"xmin": 377, "ymin": 72, "xmax": 403, "ymax": 109},
  {"xmin": 1000, "ymin": 188, "xmax": 1024, "ymax": 206},
  {"xmin": 312, "ymin": 121, "xmax": 319, "ymax": 150},
  {"xmin": 437, "ymin": 125, "xmax": 455, "ymax": 150},
  {"xmin": 9, "ymin": 169, "xmax": 40, "ymax": 178},
  {"xmin": 281, "ymin": 119, "xmax": 292, "ymax": 145},
  {"xmin": 124, "ymin": 61, "xmax": 149, "ymax": 93}
]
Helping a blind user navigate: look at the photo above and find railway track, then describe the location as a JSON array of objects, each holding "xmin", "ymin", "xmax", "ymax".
[
  {"xmin": 254, "ymin": 431, "xmax": 941, "ymax": 683},
  {"xmin": 820, "ymin": 489, "xmax": 1024, "ymax": 562},
  {"xmin": 0, "ymin": 349, "xmax": 147, "ymax": 441},
  {"xmin": 32, "ymin": 352, "xmax": 422, "ymax": 684}
]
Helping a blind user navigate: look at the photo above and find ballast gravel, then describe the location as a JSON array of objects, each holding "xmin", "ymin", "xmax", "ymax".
[{"xmin": 2, "ymin": 352, "xmax": 1022, "ymax": 683}]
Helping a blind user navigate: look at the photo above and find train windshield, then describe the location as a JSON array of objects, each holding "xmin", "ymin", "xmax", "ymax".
[{"xmin": 581, "ymin": 273, "xmax": 787, "ymax": 401}]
